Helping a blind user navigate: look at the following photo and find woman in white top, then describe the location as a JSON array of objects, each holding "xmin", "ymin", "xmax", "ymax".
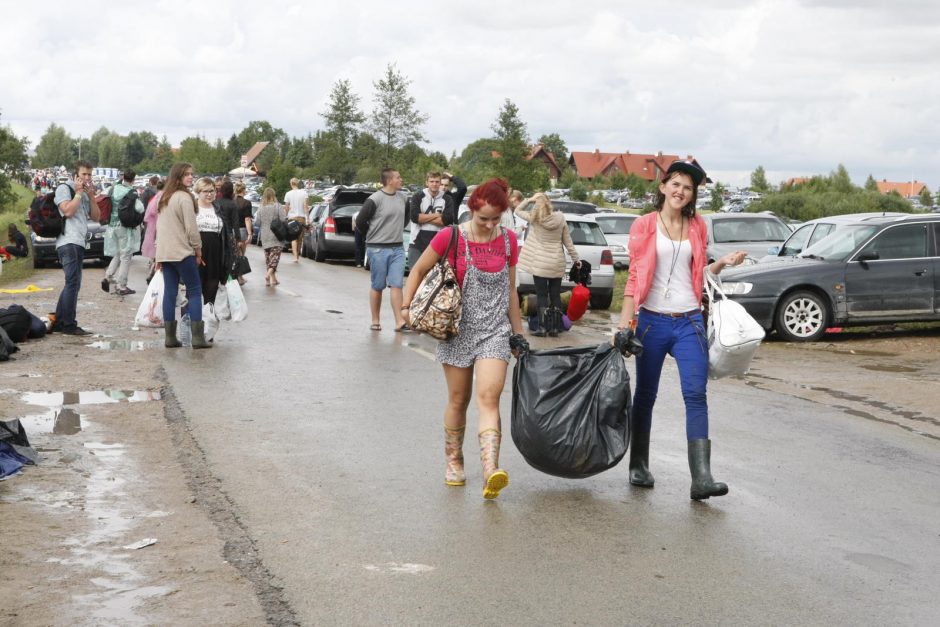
[{"xmin": 193, "ymin": 177, "xmax": 228, "ymax": 305}]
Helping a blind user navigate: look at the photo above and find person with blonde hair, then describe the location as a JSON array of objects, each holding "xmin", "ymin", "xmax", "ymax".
[
  {"xmin": 514, "ymin": 192, "xmax": 580, "ymax": 336},
  {"xmin": 255, "ymin": 187, "xmax": 286, "ymax": 286},
  {"xmin": 193, "ymin": 177, "xmax": 234, "ymax": 306},
  {"xmin": 283, "ymin": 177, "xmax": 308, "ymax": 263}
]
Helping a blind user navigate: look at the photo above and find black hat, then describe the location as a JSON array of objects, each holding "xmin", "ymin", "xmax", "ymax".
[{"xmin": 666, "ymin": 160, "xmax": 706, "ymax": 187}]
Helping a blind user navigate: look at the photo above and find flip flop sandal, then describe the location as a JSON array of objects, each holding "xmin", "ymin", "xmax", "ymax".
[{"xmin": 370, "ymin": 323, "xmax": 382, "ymax": 331}]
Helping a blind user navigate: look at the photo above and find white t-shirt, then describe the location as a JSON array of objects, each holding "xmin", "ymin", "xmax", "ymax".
[
  {"xmin": 284, "ymin": 189, "xmax": 307, "ymax": 218},
  {"xmin": 643, "ymin": 227, "xmax": 698, "ymax": 313}
]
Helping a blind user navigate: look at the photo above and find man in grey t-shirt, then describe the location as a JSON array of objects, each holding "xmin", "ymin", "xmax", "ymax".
[
  {"xmin": 355, "ymin": 168, "xmax": 409, "ymax": 331},
  {"xmin": 53, "ymin": 160, "xmax": 101, "ymax": 335}
]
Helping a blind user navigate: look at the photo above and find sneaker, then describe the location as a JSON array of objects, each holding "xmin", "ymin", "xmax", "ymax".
[
  {"xmin": 116, "ymin": 287, "xmax": 136, "ymax": 296},
  {"xmin": 100, "ymin": 277, "xmax": 110, "ymax": 293},
  {"xmin": 62, "ymin": 326, "xmax": 92, "ymax": 336}
]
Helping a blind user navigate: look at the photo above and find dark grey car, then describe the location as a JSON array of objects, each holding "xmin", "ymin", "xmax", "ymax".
[
  {"xmin": 719, "ymin": 214, "xmax": 940, "ymax": 341},
  {"xmin": 308, "ymin": 189, "xmax": 372, "ymax": 262}
]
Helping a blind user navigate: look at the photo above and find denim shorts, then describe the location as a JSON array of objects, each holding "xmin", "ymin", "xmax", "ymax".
[{"xmin": 368, "ymin": 246, "xmax": 405, "ymax": 290}]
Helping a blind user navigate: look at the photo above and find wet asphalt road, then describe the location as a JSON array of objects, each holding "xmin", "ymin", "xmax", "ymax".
[{"xmin": 162, "ymin": 246, "xmax": 940, "ymax": 625}]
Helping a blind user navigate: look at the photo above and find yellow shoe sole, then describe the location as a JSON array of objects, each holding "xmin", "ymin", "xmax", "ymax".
[
  {"xmin": 445, "ymin": 479, "xmax": 466, "ymax": 486},
  {"xmin": 482, "ymin": 470, "xmax": 509, "ymax": 499}
]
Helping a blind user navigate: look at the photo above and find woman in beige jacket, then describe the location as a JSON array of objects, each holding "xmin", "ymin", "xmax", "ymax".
[
  {"xmin": 515, "ymin": 193, "xmax": 580, "ymax": 336},
  {"xmin": 155, "ymin": 162, "xmax": 211, "ymax": 349}
]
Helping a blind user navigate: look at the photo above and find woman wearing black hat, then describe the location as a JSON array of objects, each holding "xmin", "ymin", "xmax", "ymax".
[{"xmin": 614, "ymin": 160, "xmax": 747, "ymax": 500}]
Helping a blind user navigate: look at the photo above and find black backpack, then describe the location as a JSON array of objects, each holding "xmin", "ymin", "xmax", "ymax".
[
  {"xmin": 117, "ymin": 190, "xmax": 144, "ymax": 227},
  {"xmin": 0, "ymin": 305, "xmax": 33, "ymax": 343},
  {"xmin": 28, "ymin": 185, "xmax": 72, "ymax": 237}
]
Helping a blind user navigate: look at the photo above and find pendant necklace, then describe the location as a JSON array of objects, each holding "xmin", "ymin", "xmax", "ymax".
[{"xmin": 659, "ymin": 213, "xmax": 683, "ymax": 299}]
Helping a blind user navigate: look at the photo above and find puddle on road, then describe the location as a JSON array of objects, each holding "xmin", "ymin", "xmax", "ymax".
[
  {"xmin": 860, "ymin": 364, "xmax": 920, "ymax": 373},
  {"xmin": 18, "ymin": 408, "xmax": 85, "ymax": 436},
  {"xmin": 21, "ymin": 390, "xmax": 161, "ymax": 407},
  {"xmin": 87, "ymin": 340, "xmax": 157, "ymax": 351}
]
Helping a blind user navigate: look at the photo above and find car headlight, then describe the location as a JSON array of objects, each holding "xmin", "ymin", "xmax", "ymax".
[
  {"xmin": 608, "ymin": 244, "xmax": 626, "ymax": 253},
  {"xmin": 720, "ymin": 281, "xmax": 753, "ymax": 295}
]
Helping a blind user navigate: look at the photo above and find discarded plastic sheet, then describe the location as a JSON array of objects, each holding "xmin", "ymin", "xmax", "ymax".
[{"xmin": 122, "ymin": 538, "xmax": 158, "ymax": 550}]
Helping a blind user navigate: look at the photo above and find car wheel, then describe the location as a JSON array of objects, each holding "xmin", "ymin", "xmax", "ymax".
[
  {"xmin": 589, "ymin": 290, "xmax": 613, "ymax": 310},
  {"xmin": 774, "ymin": 290, "xmax": 829, "ymax": 342},
  {"xmin": 313, "ymin": 234, "xmax": 326, "ymax": 262}
]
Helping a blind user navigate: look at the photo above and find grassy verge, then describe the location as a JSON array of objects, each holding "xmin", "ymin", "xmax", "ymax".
[{"xmin": 0, "ymin": 182, "xmax": 39, "ymax": 286}]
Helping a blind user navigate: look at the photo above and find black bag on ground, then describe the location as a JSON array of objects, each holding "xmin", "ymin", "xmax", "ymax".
[
  {"xmin": 117, "ymin": 190, "xmax": 144, "ymax": 227},
  {"xmin": 0, "ymin": 305, "xmax": 33, "ymax": 343},
  {"xmin": 511, "ymin": 342, "xmax": 631, "ymax": 479}
]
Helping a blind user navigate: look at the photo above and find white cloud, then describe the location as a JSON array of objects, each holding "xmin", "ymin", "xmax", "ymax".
[{"xmin": 1, "ymin": 0, "xmax": 938, "ymax": 189}]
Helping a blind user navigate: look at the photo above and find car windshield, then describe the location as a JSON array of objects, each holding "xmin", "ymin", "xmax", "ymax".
[
  {"xmin": 800, "ymin": 225, "xmax": 877, "ymax": 261},
  {"xmin": 566, "ymin": 221, "xmax": 607, "ymax": 246},
  {"xmin": 712, "ymin": 218, "xmax": 791, "ymax": 243},
  {"xmin": 595, "ymin": 216, "xmax": 636, "ymax": 235}
]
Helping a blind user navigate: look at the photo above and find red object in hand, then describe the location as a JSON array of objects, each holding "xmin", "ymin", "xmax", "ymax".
[{"xmin": 567, "ymin": 284, "xmax": 590, "ymax": 321}]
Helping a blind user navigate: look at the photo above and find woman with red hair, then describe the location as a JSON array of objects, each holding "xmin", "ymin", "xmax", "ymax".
[{"xmin": 402, "ymin": 178, "xmax": 527, "ymax": 500}]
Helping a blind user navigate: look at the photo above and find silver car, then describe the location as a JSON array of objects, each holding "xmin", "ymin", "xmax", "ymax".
[
  {"xmin": 593, "ymin": 213, "xmax": 637, "ymax": 269},
  {"xmin": 701, "ymin": 213, "xmax": 791, "ymax": 264}
]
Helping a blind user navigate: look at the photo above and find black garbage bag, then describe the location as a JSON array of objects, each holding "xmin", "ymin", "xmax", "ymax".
[{"xmin": 511, "ymin": 342, "xmax": 631, "ymax": 478}]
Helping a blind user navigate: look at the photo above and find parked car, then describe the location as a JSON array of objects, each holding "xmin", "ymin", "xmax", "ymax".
[
  {"xmin": 759, "ymin": 212, "xmax": 908, "ymax": 262},
  {"xmin": 300, "ymin": 202, "xmax": 330, "ymax": 258},
  {"xmin": 308, "ymin": 189, "xmax": 373, "ymax": 262},
  {"xmin": 515, "ymin": 213, "xmax": 615, "ymax": 310},
  {"xmin": 549, "ymin": 200, "xmax": 599, "ymax": 215},
  {"xmin": 593, "ymin": 214, "xmax": 637, "ymax": 269},
  {"xmin": 28, "ymin": 219, "xmax": 107, "ymax": 269},
  {"xmin": 701, "ymin": 213, "xmax": 792, "ymax": 264},
  {"xmin": 719, "ymin": 214, "xmax": 940, "ymax": 341}
]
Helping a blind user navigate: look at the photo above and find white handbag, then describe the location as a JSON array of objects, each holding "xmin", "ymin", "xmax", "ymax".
[{"xmin": 704, "ymin": 273, "xmax": 765, "ymax": 379}]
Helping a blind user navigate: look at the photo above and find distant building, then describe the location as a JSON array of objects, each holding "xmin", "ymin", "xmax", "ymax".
[
  {"xmin": 783, "ymin": 177, "xmax": 811, "ymax": 187},
  {"xmin": 876, "ymin": 179, "xmax": 926, "ymax": 198},
  {"xmin": 568, "ymin": 149, "xmax": 705, "ymax": 184}
]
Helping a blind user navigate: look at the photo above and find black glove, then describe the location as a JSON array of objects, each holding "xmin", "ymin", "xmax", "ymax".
[
  {"xmin": 509, "ymin": 334, "xmax": 529, "ymax": 355},
  {"xmin": 614, "ymin": 329, "xmax": 643, "ymax": 357}
]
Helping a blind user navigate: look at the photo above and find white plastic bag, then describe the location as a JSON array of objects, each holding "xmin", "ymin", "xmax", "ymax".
[
  {"xmin": 225, "ymin": 278, "xmax": 248, "ymax": 322},
  {"xmin": 203, "ymin": 302, "xmax": 219, "ymax": 342},
  {"xmin": 705, "ymin": 273, "xmax": 765, "ymax": 379},
  {"xmin": 134, "ymin": 270, "xmax": 165, "ymax": 328},
  {"xmin": 214, "ymin": 284, "xmax": 231, "ymax": 320}
]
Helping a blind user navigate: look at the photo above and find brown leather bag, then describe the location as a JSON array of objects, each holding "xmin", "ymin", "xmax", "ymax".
[{"xmin": 409, "ymin": 227, "xmax": 462, "ymax": 341}]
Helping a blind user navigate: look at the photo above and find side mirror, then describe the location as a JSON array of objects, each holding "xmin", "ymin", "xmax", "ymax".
[
  {"xmin": 767, "ymin": 246, "xmax": 780, "ymax": 255},
  {"xmin": 856, "ymin": 252, "xmax": 879, "ymax": 263}
]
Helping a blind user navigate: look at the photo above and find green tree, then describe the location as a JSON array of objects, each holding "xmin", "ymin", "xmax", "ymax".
[
  {"xmin": 558, "ymin": 168, "xmax": 579, "ymax": 188},
  {"xmin": 97, "ymin": 133, "xmax": 127, "ymax": 168},
  {"xmin": 608, "ymin": 171, "xmax": 629, "ymax": 191},
  {"xmin": 536, "ymin": 133, "xmax": 569, "ymax": 169},
  {"xmin": 831, "ymin": 164, "xmax": 855, "ymax": 193},
  {"xmin": 569, "ymin": 180, "xmax": 588, "ymax": 201},
  {"xmin": 864, "ymin": 174, "xmax": 879, "ymax": 192},
  {"xmin": 453, "ymin": 138, "xmax": 498, "ymax": 185},
  {"xmin": 918, "ymin": 186, "xmax": 933, "ymax": 207},
  {"xmin": 135, "ymin": 135, "xmax": 174, "ymax": 174},
  {"xmin": 321, "ymin": 78, "xmax": 366, "ymax": 150},
  {"xmin": 369, "ymin": 63, "xmax": 428, "ymax": 166},
  {"xmin": 624, "ymin": 173, "xmax": 649, "ymax": 199},
  {"xmin": 285, "ymin": 135, "xmax": 315, "ymax": 169},
  {"xmin": 125, "ymin": 131, "xmax": 159, "ymax": 168},
  {"xmin": 710, "ymin": 183, "xmax": 725, "ymax": 212},
  {"xmin": 266, "ymin": 158, "xmax": 298, "ymax": 199},
  {"xmin": 0, "ymin": 123, "xmax": 30, "ymax": 210},
  {"xmin": 750, "ymin": 165, "xmax": 770, "ymax": 193},
  {"xmin": 490, "ymin": 99, "xmax": 546, "ymax": 193},
  {"xmin": 178, "ymin": 135, "xmax": 231, "ymax": 174},
  {"xmin": 229, "ymin": 121, "xmax": 289, "ymax": 173},
  {"xmin": 33, "ymin": 123, "xmax": 74, "ymax": 168}
]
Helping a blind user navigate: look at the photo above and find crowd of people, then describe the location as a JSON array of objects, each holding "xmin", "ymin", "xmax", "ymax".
[{"xmin": 39, "ymin": 158, "xmax": 749, "ymax": 503}]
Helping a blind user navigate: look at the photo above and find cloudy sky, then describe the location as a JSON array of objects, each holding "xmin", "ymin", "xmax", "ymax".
[{"xmin": 2, "ymin": 0, "xmax": 939, "ymax": 189}]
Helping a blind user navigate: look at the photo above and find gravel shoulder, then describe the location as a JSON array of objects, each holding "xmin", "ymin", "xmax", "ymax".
[{"xmin": 0, "ymin": 264, "xmax": 267, "ymax": 626}]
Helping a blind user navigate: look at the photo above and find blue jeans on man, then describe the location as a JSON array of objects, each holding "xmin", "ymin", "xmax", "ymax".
[
  {"xmin": 631, "ymin": 309, "xmax": 710, "ymax": 440},
  {"xmin": 54, "ymin": 244, "xmax": 85, "ymax": 333}
]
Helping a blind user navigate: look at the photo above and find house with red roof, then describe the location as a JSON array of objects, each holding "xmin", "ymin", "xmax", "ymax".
[
  {"xmin": 568, "ymin": 149, "xmax": 704, "ymax": 183},
  {"xmin": 876, "ymin": 179, "xmax": 926, "ymax": 198}
]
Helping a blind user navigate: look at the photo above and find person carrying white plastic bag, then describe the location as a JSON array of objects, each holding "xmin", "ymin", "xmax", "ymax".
[
  {"xmin": 134, "ymin": 271, "xmax": 165, "ymax": 328},
  {"xmin": 222, "ymin": 277, "xmax": 248, "ymax": 321}
]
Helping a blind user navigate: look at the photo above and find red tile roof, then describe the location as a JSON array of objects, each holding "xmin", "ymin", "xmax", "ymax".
[
  {"xmin": 568, "ymin": 150, "xmax": 693, "ymax": 181},
  {"xmin": 876, "ymin": 180, "xmax": 926, "ymax": 197}
]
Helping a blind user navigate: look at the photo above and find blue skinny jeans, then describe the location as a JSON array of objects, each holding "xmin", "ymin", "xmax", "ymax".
[
  {"xmin": 631, "ymin": 309, "xmax": 710, "ymax": 440},
  {"xmin": 161, "ymin": 256, "xmax": 203, "ymax": 323}
]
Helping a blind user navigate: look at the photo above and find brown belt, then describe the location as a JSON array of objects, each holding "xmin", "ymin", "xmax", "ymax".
[{"xmin": 640, "ymin": 308, "xmax": 701, "ymax": 319}]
